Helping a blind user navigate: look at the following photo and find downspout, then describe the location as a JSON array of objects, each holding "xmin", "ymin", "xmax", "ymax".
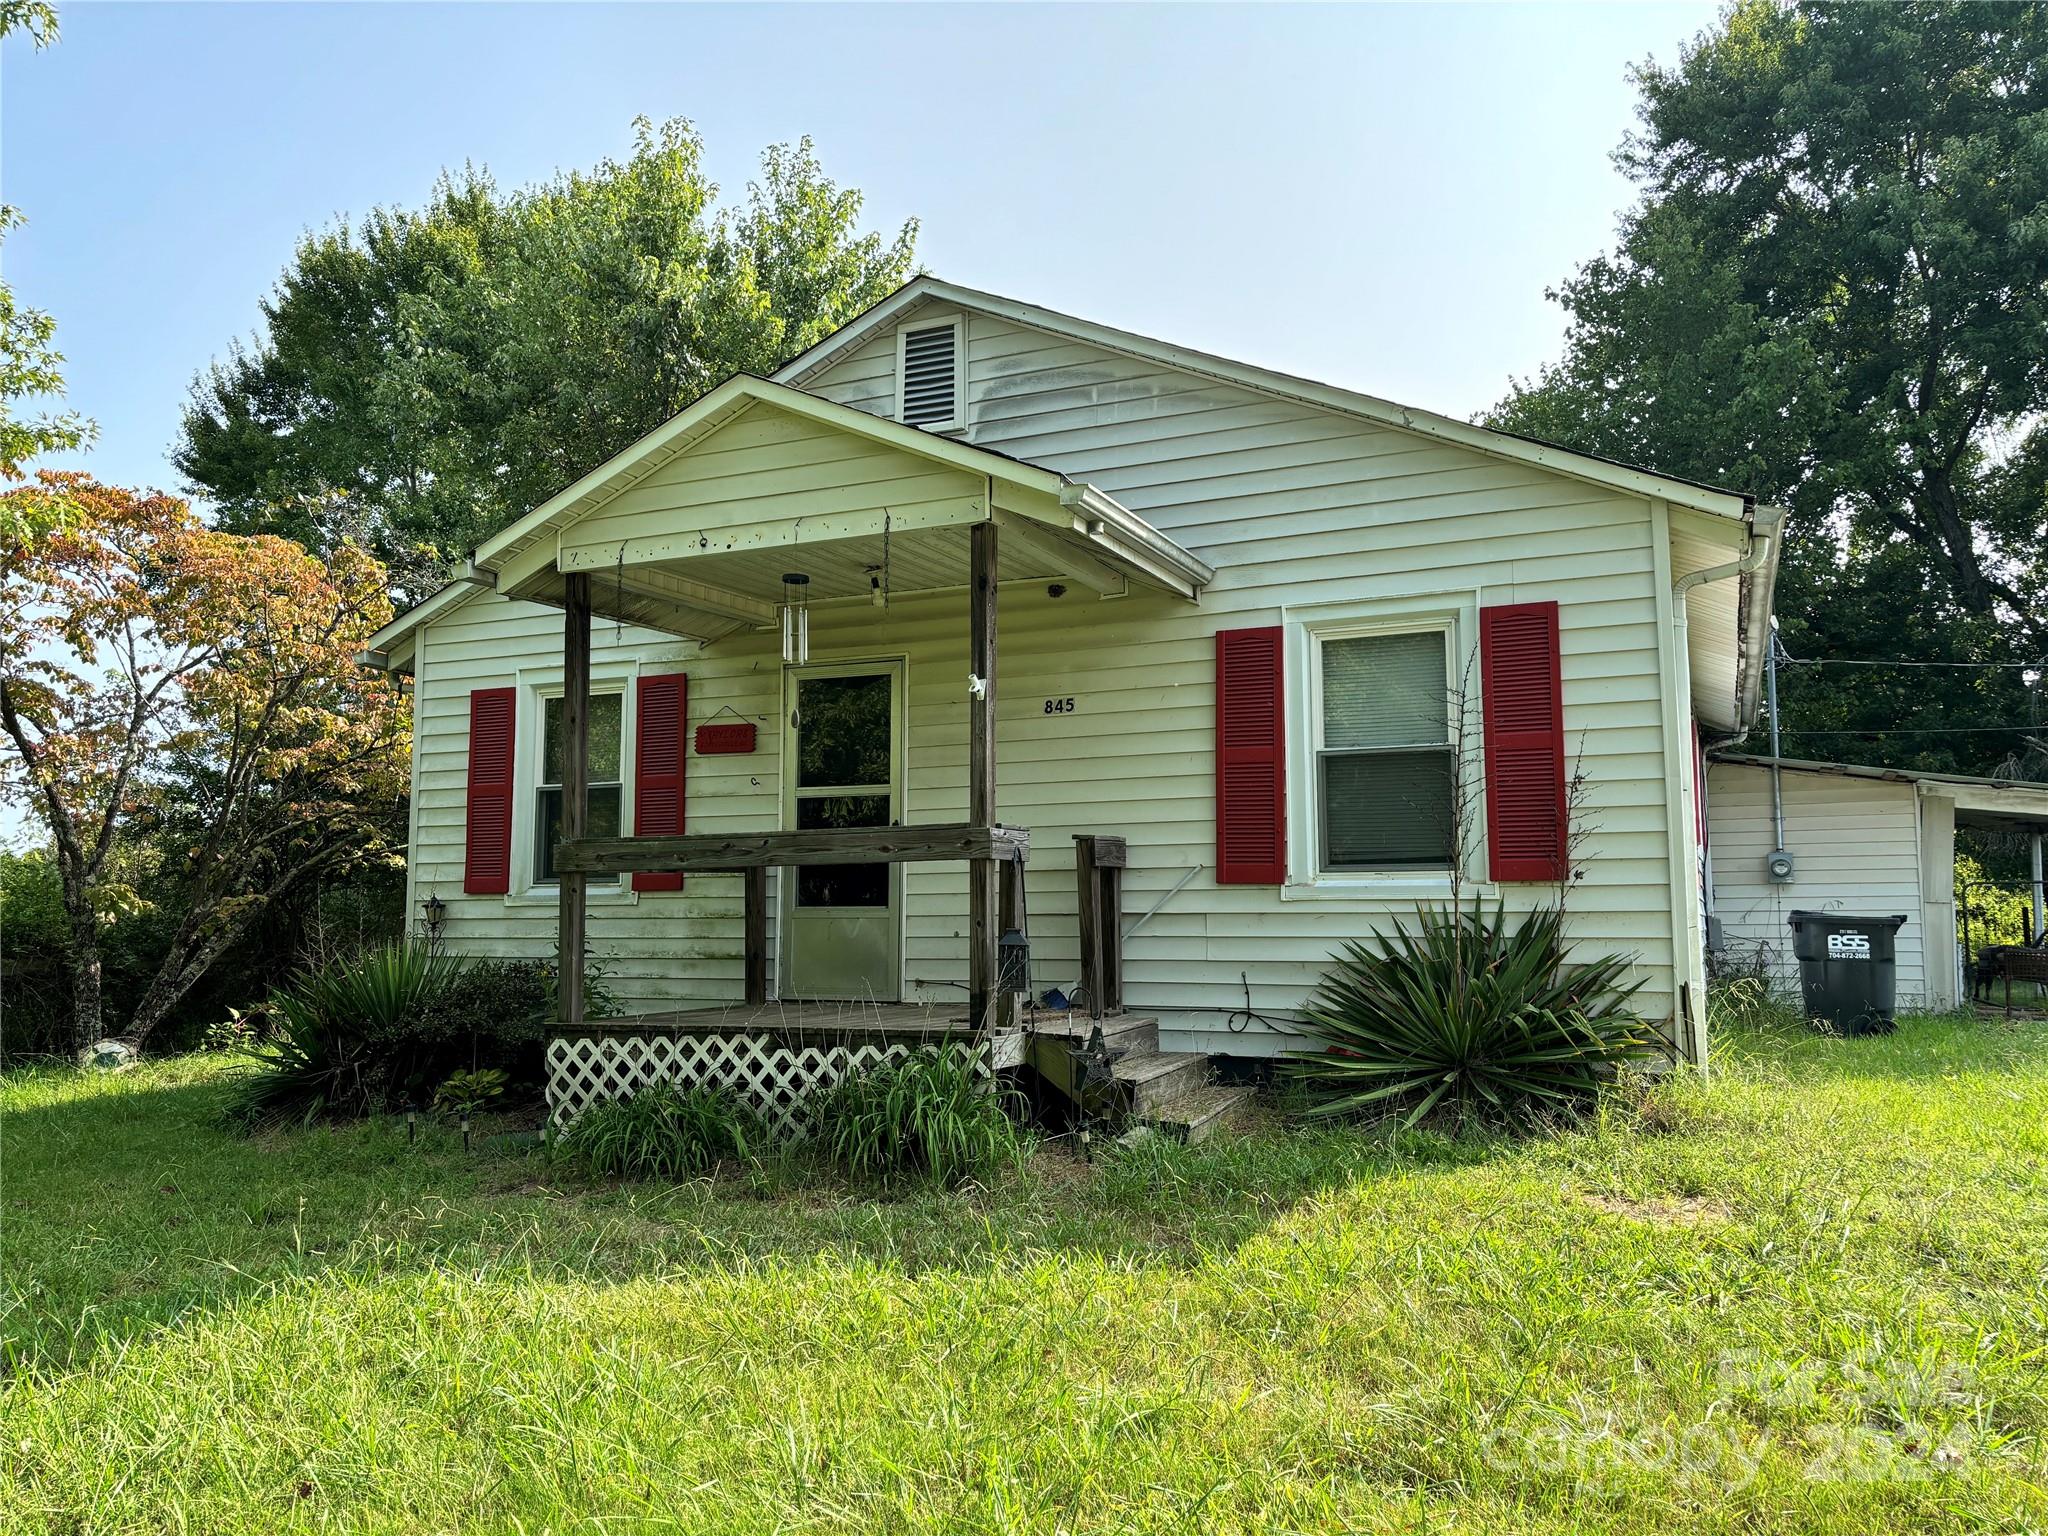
[
  {"xmin": 1765, "ymin": 615, "xmax": 1786, "ymax": 851},
  {"xmin": 1670, "ymin": 527, "xmax": 1775, "ymax": 1071}
]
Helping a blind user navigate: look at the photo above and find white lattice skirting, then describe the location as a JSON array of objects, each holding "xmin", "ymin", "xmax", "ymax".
[{"xmin": 545, "ymin": 1032, "xmax": 990, "ymax": 1137}]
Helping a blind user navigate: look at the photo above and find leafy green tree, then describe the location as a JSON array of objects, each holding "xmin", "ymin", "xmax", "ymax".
[
  {"xmin": 0, "ymin": 2, "xmax": 58, "ymax": 47},
  {"xmin": 1490, "ymin": 0, "xmax": 2048, "ymax": 772},
  {"xmin": 0, "ymin": 1, "xmax": 95, "ymax": 533},
  {"xmin": 178, "ymin": 120, "xmax": 917, "ymax": 595}
]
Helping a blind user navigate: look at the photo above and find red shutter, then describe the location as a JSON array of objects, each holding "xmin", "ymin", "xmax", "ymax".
[
  {"xmin": 1215, "ymin": 626, "xmax": 1286, "ymax": 884},
  {"xmin": 632, "ymin": 673, "xmax": 687, "ymax": 893},
  {"xmin": 1481, "ymin": 601, "xmax": 1566, "ymax": 881},
  {"xmin": 464, "ymin": 687, "xmax": 516, "ymax": 896}
]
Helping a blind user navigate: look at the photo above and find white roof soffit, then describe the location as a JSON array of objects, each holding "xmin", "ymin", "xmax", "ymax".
[{"xmin": 776, "ymin": 277, "xmax": 1756, "ymax": 524}]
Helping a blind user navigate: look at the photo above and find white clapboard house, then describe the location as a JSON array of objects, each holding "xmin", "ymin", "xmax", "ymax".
[{"xmin": 363, "ymin": 278, "xmax": 1782, "ymax": 1135}]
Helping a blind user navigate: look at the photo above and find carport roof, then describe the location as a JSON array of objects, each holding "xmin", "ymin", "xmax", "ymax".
[{"xmin": 1711, "ymin": 752, "xmax": 2048, "ymax": 834}]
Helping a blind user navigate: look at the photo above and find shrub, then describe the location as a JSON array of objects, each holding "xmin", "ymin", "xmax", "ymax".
[
  {"xmin": 434, "ymin": 1067, "xmax": 509, "ymax": 1116},
  {"xmin": 565, "ymin": 1082, "xmax": 761, "ymax": 1180},
  {"xmin": 1287, "ymin": 899, "xmax": 1659, "ymax": 1131},
  {"xmin": 808, "ymin": 1048, "xmax": 1029, "ymax": 1188},
  {"xmin": 416, "ymin": 958, "xmax": 554, "ymax": 1086},
  {"xmin": 225, "ymin": 941, "xmax": 466, "ymax": 1127},
  {"xmin": 0, "ymin": 850, "xmax": 73, "ymax": 1061},
  {"xmin": 224, "ymin": 985, "xmax": 383, "ymax": 1128}
]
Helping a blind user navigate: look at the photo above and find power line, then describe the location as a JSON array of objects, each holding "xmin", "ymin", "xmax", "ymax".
[
  {"xmin": 1781, "ymin": 725, "xmax": 2046, "ymax": 736},
  {"xmin": 1781, "ymin": 657, "xmax": 2045, "ymax": 671}
]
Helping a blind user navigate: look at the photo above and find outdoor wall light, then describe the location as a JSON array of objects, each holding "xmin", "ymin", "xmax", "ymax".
[{"xmin": 420, "ymin": 892, "xmax": 447, "ymax": 947}]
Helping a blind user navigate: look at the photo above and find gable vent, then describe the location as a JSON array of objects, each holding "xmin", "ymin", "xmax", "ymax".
[{"xmin": 899, "ymin": 322, "xmax": 960, "ymax": 428}]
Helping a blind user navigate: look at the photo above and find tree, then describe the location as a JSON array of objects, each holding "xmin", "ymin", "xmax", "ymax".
[
  {"xmin": 1, "ymin": 1, "xmax": 95, "ymax": 524},
  {"xmin": 1490, "ymin": 1, "xmax": 2048, "ymax": 772},
  {"xmin": 0, "ymin": 473, "xmax": 409, "ymax": 1052},
  {"xmin": 177, "ymin": 120, "xmax": 917, "ymax": 596},
  {"xmin": 0, "ymin": 3, "xmax": 59, "ymax": 47}
]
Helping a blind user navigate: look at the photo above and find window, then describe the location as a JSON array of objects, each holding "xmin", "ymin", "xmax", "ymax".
[
  {"xmin": 897, "ymin": 317, "xmax": 962, "ymax": 430},
  {"xmin": 534, "ymin": 691, "xmax": 623, "ymax": 884},
  {"xmin": 792, "ymin": 671, "xmax": 894, "ymax": 908},
  {"xmin": 1315, "ymin": 630, "xmax": 1457, "ymax": 870}
]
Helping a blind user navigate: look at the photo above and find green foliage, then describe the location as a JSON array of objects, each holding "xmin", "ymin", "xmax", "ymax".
[
  {"xmin": 11, "ymin": 1017, "xmax": 2048, "ymax": 1529},
  {"xmin": 225, "ymin": 941, "xmax": 467, "ymax": 1126},
  {"xmin": 538, "ymin": 944, "xmax": 621, "ymax": 1022},
  {"xmin": 808, "ymin": 1049, "xmax": 1029, "ymax": 1189},
  {"xmin": 1488, "ymin": 0, "xmax": 2048, "ymax": 774},
  {"xmin": 565, "ymin": 1081, "xmax": 761, "ymax": 1180},
  {"xmin": 177, "ymin": 119, "xmax": 917, "ymax": 595},
  {"xmin": 1707, "ymin": 974, "xmax": 1803, "ymax": 1036},
  {"xmin": 222, "ymin": 983, "xmax": 382, "ymax": 1128},
  {"xmin": 433, "ymin": 1067, "xmax": 508, "ymax": 1116},
  {"xmin": 1288, "ymin": 900, "xmax": 1660, "ymax": 1129},
  {"xmin": 417, "ymin": 955, "xmax": 554, "ymax": 1074},
  {"xmin": 0, "ymin": 850, "xmax": 70, "ymax": 1060},
  {"xmin": 0, "ymin": 3, "xmax": 59, "ymax": 48},
  {"xmin": 200, "ymin": 1005, "xmax": 270, "ymax": 1054},
  {"xmin": 1957, "ymin": 852, "xmax": 2036, "ymax": 950}
]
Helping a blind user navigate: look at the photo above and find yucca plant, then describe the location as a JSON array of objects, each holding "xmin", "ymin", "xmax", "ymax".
[
  {"xmin": 809, "ymin": 1048, "xmax": 1029, "ymax": 1188},
  {"xmin": 565, "ymin": 1082, "xmax": 762, "ymax": 1179},
  {"xmin": 225, "ymin": 941, "xmax": 469, "ymax": 1128},
  {"xmin": 1288, "ymin": 899, "xmax": 1659, "ymax": 1130},
  {"xmin": 222, "ymin": 985, "xmax": 381, "ymax": 1128}
]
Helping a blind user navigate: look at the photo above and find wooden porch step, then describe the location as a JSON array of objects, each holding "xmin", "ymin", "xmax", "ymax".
[
  {"xmin": 1138, "ymin": 1084, "xmax": 1256, "ymax": 1145},
  {"xmin": 1109, "ymin": 1048, "xmax": 1210, "ymax": 1115},
  {"xmin": 1027, "ymin": 1012, "xmax": 1160, "ymax": 1054}
]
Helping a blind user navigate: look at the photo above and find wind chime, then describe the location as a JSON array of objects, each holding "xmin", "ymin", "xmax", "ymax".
[{"xmin": 780, "ymin": 573, "xmax": 812, "ymax": 665}]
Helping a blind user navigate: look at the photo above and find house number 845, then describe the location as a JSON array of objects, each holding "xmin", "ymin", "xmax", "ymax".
[{"xmin": 1043, "ymin": 697, "xmax": 1076, "ymax": 715}]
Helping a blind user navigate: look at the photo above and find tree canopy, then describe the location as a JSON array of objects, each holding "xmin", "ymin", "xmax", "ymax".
[
  {"xmin": 177, "ymin": 120, "xmax": 918, "ymax": 597},
  {"xmin": 1490, "ymin": 0, "xmax": 2048, "ymax": 775},
  {"xmin": 0, "ymin": 3, "xmax": 95, "ymax": 523},
  {"xmin": 0, "ymin": 473, "xmax": 409, "ymax": 1051}
]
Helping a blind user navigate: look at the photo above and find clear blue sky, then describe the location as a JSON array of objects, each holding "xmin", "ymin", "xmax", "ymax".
[{"xmin": 4, "ymin": 0, "xmax": 1719, "ymax": 501}]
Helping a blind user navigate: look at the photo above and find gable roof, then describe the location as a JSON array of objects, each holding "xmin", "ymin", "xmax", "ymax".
[
  {"xmin": 776, "ymin": 276, "xmax": 1758, "ymax": 525},
  {"xmin": 363, "ymin": 372, "xmax": 1211, "ymax": 665}
]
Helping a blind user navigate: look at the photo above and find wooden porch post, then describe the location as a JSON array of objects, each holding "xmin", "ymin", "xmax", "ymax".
[
  {"xmin": 968, "ymin": 517, "xmax": 999, "ymax": 1029},
  {"xmin": 559, "ymin": 572, "xmax": 591, "ymax": 1025},
  {"xmin": 743, "ymin": 865, "xmax": 768, "ymax": 1007}
]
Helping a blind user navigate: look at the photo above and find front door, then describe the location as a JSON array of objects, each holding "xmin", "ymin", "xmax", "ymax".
[{"xmin": 782, "ymin": 662, "xmax": 903, "ymax": 1001}]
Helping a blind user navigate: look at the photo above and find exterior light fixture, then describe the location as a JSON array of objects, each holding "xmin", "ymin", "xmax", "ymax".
[
  {"xmin": 997, "ymin": 925, "xmax": 1032, "ymax": 995},
  {"xmin": 420, "ymin": 892, "xmax": 447, "ymax": 949}
]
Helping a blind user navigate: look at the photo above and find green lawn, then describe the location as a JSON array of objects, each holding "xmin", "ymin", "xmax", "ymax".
[{"xmin": 4, "ymin": 1014, "xmax": 2048, "ymax": 1533}]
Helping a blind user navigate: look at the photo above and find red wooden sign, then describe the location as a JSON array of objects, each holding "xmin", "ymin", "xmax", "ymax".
[{"xmin": 694, "ymin": 721, "xmax": 757, "ymax": 755}]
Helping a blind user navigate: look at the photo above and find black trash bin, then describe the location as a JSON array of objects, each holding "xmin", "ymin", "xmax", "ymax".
[{"xmin": 1786, "ymin": 911, "xmax": 1909, "ymax": 1035}]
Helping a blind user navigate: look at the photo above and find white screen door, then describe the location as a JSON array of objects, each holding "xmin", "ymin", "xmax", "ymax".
[{"xmin": 781, "ymin": 662, "xmax": 903, "ymax": 1001}]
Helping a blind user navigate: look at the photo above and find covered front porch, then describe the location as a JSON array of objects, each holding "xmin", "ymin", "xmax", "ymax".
[{"xmin": 462, "ymin": 376, "xmax": 1213, "ymax": 1052}]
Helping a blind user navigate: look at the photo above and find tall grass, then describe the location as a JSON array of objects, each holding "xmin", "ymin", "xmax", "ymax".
[
  {"xmin": 563, "ymin": 1082, "xmax": 761, "ymax": 1179},
  {"xmin": 808, "ymin": 1048, "xmax": 1029, "ymax": 1187}
]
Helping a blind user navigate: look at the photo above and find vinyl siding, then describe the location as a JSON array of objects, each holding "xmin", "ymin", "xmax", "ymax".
[
  {"xmin": 412, "ymin": 307, "xmax": 1692, "ymax": 1054},
  {"xmin": 1706, "ymin": 762, "xmax": 1929, "ymax": 1005}
]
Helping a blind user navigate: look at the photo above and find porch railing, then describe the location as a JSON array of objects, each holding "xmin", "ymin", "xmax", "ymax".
[{"xmin": 554, "ymin": 822, "xmax": 1032, "ymax": 1020}]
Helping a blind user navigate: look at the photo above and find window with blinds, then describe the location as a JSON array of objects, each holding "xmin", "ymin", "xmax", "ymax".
[{"xmin": 1316, "ymin": 630, "xmax": 1455, "ymax": 870}]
